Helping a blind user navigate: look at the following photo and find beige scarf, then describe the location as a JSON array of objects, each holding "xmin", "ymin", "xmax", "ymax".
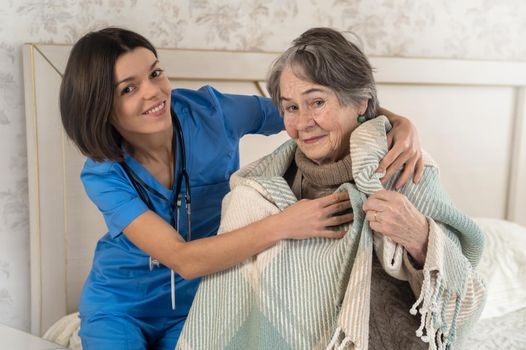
[{"xmin": 289, "ymin": 148, "xmax": 353, "ymax": 200}]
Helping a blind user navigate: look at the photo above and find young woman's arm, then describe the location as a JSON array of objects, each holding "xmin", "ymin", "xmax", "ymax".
[
  {"xmin": 380, "ymin": 107, "xmax": 424, "ymax": 189},
  {"xmin": 213, "ymin": 89, "xmax": 424, "ymax": 190},
  {"xmin": 124, "ymin": 191, "xmax": 352, "ymax": 280}
]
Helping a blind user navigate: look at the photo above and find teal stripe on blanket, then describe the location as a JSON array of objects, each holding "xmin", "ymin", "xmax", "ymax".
[{"xmin": 176, "ymin": 116, "xmax": 485, "ymax": 350}]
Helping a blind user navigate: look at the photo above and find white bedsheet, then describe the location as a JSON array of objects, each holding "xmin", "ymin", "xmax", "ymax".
[{"xmin": 465, "ymin": 306, "xmax": 526, "ymax": 349}]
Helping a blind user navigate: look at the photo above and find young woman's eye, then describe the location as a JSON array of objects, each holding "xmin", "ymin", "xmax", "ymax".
[
  {"xmin": 151, "ymin": 69, "xmax": 164, "ymax": 78},
  {"xmin": 121, "ymin": 85, "xmax": 135, "ymax": 95}
]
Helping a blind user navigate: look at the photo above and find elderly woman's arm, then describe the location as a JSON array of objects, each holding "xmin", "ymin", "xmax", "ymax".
[
  {"xmin": 379, "ymin": 107, "xmax": 425, "ymax": 190},
  {"xmin": 363, "ymin": 189, "xmax": 487, "ymax": 345},
  {"xmin": 403, "ymin": 219, "xmax": 487, "ymax": 342}
]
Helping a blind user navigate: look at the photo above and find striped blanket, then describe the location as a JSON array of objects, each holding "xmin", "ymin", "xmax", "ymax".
[{"xmin": 176, "ymin": 116, "xmax": 486, "ymax": 350}]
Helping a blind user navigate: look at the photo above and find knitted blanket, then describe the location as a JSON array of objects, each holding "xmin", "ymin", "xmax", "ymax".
[{"xmin": 176, "ymin": 116, "xmax": 486, "ymax": 350}]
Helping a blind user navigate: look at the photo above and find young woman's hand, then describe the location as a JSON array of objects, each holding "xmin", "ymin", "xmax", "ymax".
[
  {"xmin": 378, "ymin": 108, "xmax": 424, "ymax": 189},
  {"xmin": 276, "ymin": 192, "xmax": 353, "ymax": 240}
]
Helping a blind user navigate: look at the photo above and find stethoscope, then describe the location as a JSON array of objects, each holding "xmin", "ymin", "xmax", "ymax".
[{"xmin": 120, "ymin": 109, "xmax": 191, "ymax": 310}]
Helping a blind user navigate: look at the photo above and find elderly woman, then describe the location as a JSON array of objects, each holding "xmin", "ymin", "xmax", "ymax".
[{"xmin": 177, "ymin": 28, "xmax": 486, "ymax": 350}]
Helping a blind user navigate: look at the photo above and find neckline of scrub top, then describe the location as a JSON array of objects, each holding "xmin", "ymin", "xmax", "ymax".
[{"xmin": 123, "ymin": 153, "xmax": 174, "ymax": 201}]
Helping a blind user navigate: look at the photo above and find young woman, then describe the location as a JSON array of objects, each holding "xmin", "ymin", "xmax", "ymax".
[{"xmin": 60, "ymin": 27, "xmax": 424, "ymax": 349}]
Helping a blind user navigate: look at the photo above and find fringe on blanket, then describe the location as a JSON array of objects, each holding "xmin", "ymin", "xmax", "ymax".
[
  {"xmin": 325, "ymin": 269, "xmax": 463, "ymax": 350},
  {"xmin": 409, "ymin": 269, "xmax": 462, "ymax": 350},
  {"xmin": 326, "ymin": 326, "xmax": 358, "ymax": 350}
]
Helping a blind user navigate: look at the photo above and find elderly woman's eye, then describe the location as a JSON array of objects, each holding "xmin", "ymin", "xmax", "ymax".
[
  {"xmin": 313, "ymin": 100, "xmax": 325, "ymax": 108},
  {"xmin": 286, "ymin": 105, "xmax": 298, "ymax": 113}
]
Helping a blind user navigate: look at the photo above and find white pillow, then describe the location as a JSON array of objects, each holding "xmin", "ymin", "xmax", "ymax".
[{"xmin": 474, "ymin": 218, "xmax": 526, "ymax": 319}]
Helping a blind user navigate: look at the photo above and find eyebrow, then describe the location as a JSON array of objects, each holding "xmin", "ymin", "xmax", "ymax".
[
  {"xmin": 115, "ymin": 59, "xmax": 160, "ymax": 87},
  {"xmin": 280, "ymin": 88, "xmax": 329, "ymax": 101}
]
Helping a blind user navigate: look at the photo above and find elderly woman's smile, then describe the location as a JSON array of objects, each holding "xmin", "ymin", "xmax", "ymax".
[
  {"xmin": 279, "ymin": 66, "xmax": 365, "ymax": 165},
  {"xmin": 301, "ymin": 134, "xmax": 327, "ymax": 144}
]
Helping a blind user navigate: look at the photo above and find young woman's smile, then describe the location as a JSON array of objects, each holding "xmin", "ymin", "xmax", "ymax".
[
  {"xmin": 112, "ymin": 47, "xmax": 173, "ymax": 139},
  {"xmin": 142, "ymin": 100, "xmax": 167, "ymax": 118}
]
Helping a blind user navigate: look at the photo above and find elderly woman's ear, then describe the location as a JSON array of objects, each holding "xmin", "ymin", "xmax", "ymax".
[{"xmin": 358, "ymin": 99, "xmax": 368, "ymax": 116}]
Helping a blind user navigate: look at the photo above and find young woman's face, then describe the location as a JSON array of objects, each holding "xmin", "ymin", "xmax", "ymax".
[
  {"xmin": 279, "ymin": 66, "xmax": 366, "ymax": 165},
  {"xmin": 112, "ymin": 47, "xmax": 172, "ymax": 140}
]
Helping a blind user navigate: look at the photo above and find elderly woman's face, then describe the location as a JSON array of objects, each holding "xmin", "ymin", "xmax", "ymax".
[{"xmin": 280, "ymin": 66, "xmax": 365, "ymax": 165}]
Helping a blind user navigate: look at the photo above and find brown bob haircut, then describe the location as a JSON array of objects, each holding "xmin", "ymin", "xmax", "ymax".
[{"xmin": 60, "ymin": 27, "xmax": 157, "ymax": 162}]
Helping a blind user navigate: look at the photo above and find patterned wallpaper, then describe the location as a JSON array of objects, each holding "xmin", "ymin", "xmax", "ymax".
[{"xmin": 1, "ymin": 0, "xmax": 525, "ymax": 332}]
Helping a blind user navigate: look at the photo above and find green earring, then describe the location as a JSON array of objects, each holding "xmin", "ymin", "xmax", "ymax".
[{"xmin": 357, "ymin": 115, "xmax": 367, "ymax": 124}]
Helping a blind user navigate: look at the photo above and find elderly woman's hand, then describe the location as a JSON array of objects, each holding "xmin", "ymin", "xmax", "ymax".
[
  {"xmin": 363, "ymin": 190, "xmax": 429, "ymax": 267},
  {"xmin": 377, "ymin": 108, "xmax": 424, "ymax": 190}
]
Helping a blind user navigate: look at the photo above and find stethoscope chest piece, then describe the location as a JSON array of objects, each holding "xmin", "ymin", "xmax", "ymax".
[{"xmin": 149, "ymin": 257, "xmax": 160, "ymax": 271}]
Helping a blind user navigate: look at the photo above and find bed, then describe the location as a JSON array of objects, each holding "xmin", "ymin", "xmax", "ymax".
[{"xmin": 22, "ymin": 43, "xmax": 526, "ymax": 348}]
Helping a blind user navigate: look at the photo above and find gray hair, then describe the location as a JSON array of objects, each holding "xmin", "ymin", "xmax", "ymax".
[{"xmin": 267, "ymin": 27, "xmax": 378, "ymax": 119}]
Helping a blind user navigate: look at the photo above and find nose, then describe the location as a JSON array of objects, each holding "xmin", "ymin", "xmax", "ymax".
[
  {"xmin": 142, "ymin": 79, "xmax": 159, "ymax": 100},
  {"xmin": 296, "ymin": 108, "xmax": 316, "ymax": 130}
]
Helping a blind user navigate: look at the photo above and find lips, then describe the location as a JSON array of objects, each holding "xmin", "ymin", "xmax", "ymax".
[
  {"xmin": 142, "ymin": 101, "xmax": 166, "ymax": 116},
  {"xmin": 301, "ymin": 135, "xmax": 326, "ymax": 144}
]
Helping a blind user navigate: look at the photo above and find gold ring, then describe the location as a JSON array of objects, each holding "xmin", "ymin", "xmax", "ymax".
[{"xmin": 374, "ymin": 212, "xmax": 378, "ymax": 222}]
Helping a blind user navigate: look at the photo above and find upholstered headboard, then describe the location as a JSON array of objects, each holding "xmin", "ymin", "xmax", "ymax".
[{"xmin": 23, "ymin": 44, "xmax": 526, "ymax": 335}]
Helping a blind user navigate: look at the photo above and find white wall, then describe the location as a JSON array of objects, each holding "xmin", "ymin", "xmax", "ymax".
[{"xmin": 1, "ymin": 0, "xmax": 525, "ymax": 332}]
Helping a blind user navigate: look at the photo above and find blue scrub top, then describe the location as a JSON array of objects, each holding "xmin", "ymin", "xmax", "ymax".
[{"xmin": 79, "ymin": 86, "xmax": 283, "ymax": 318}]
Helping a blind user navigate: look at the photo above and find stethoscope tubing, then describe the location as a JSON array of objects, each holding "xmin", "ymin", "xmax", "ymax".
[{"xmin": 119, "ymin": 109, "xmax": 191, "ymax": 310}]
